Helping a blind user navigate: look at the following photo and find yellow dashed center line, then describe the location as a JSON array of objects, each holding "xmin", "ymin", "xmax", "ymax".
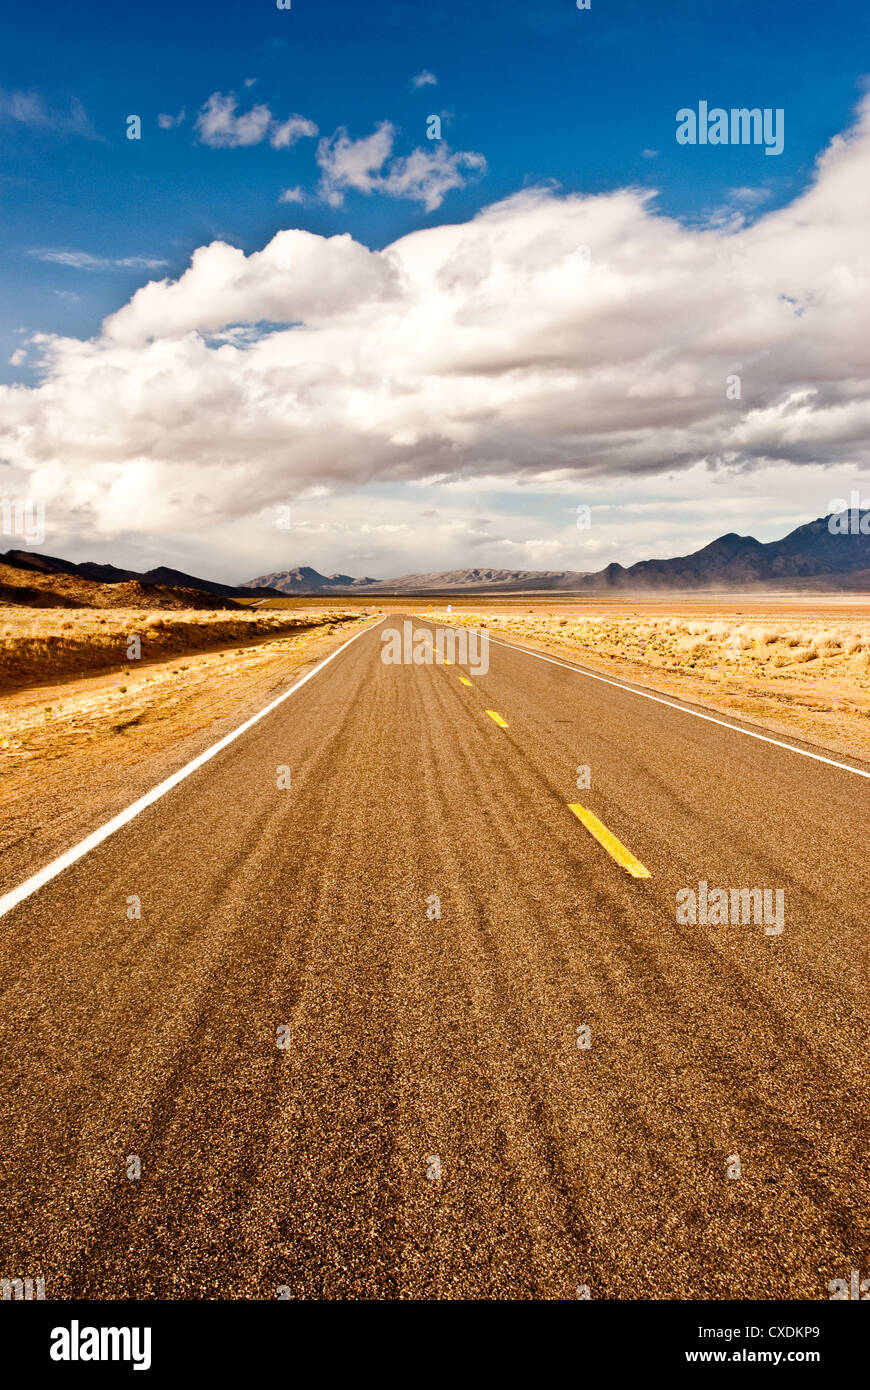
[
  {"xmin": 486, "ymin": 709, "xmax": 509, "ymax": 728},
  {"xmin": 459, "ymin": 676, "xmax": 472, "ymax": 687},
  {"xmin": 568, "ymin": 803, "xmax": 651, "ymax": 878}
]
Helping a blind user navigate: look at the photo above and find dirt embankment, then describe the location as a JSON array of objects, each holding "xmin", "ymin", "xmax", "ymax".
[
  {"xmin": 0, "ymin": 611, "xmax": 379, "ymax": 880},
  {"xmin": 0, "ymin": 559, "xmax": 244, "ymax": 611},
  {"xmin": 0, "ymin": 606, "xmax": 363, "ymax": 692}
]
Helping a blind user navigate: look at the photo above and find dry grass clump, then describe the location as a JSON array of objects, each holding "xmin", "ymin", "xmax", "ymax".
[
  {"xmin": 428, "ymin": 606, "xmax": 870, "ymax": 760},
  {"xmin": 444, "ymin": 611, "xmax": 869, "ymax": 682},
  {"xmin": 0, "ymin": 606, "xmax": 360, "ymax": 690}
]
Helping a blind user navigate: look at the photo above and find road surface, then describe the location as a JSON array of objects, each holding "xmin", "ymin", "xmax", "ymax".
[{"xmin": 0, "ymin": 615, "xmax": 867, "ymax": 1299}]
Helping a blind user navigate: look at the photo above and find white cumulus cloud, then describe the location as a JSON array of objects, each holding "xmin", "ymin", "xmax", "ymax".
[
  {"xmin": 316, "ymin": 121, "xmax": 485, "ymax": 209},
  {"xmin": 2, "ymin": 94, "xmax": 870, "ymax": 558},
  {"xmin": 194, "ymin": 91, "xmax": 317, "ymax": 149},
  {"xmin": 316, "ymin": 122, "xmax": 398, "ymax": 204}
]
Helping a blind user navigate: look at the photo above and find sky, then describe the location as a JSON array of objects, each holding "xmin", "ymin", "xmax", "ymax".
[{"xmin": 1, "ymin": 0, "xmax": 869, "ymax": 583}]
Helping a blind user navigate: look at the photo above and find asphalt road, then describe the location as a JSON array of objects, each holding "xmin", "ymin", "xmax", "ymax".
[{"xmin": 0, "ymin": 615, "xmax": 867, "ymax": 1299}]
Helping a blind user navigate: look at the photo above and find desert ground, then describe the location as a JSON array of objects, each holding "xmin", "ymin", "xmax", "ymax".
[{"xmin": 0, "ymin": 608, "xmax": 377, "ymax": 893}]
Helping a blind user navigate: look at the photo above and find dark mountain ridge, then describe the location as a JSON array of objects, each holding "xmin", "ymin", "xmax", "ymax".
[
  {"xmin": 244, "ymin": 512, "xmax": 870, "ymax": 594},
  {"xmin": 0, "ymin": 550, "xmax": 275, "ymax": 601},
  {"xmin": 3, "ymin": 510, "xmax": 868, "ymax": 603}
]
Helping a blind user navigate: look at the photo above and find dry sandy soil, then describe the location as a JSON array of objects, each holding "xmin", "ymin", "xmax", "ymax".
[
  {"xmin": 0, "ymin": 558, "xmax": 238, "ymax": 611},
  {"xmin": 0, "ymin": 609, "xmax": 377, "ymax": 885},
  {"xmin": 0, "ymin": 605, "xmax": 366, "ymax": 690}
]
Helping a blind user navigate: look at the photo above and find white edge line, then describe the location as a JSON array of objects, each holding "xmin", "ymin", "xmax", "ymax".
[
  {"xmin": 0, "ymin": 618, "xmax": 386, "ymax": 921},
  {"xmin": 425, "ymin": 617, "xmax": 870, "ymax": 781}
]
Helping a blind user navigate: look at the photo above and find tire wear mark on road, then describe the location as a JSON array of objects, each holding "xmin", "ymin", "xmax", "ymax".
[{"xmin": 0, "ymin": 615, "xmax": 867, "ymax": 1298}]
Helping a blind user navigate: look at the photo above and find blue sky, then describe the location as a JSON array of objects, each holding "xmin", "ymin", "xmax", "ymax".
[{"xmin": 2, "ymin": 0, "xmax": 869, "ymax": 580}]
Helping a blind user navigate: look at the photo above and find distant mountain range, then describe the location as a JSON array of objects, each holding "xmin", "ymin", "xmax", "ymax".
[
  {"xmin": 0, "ymin": 549, "xmax": 274, "ymax": 609},
  {"xmin": 242, "ymin": 565, "xmax": 381, "ymax": 595},
  {"xmin": 245, "ymin": 513, "xmax": 870, "ymax": 594},
  {"xmin": 0, "ymin": 549, "xmax": 274, "ymax": 600},
  {"xmin": 2, "ymin": 511, "xmax": 868, "ymax": 608}
]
